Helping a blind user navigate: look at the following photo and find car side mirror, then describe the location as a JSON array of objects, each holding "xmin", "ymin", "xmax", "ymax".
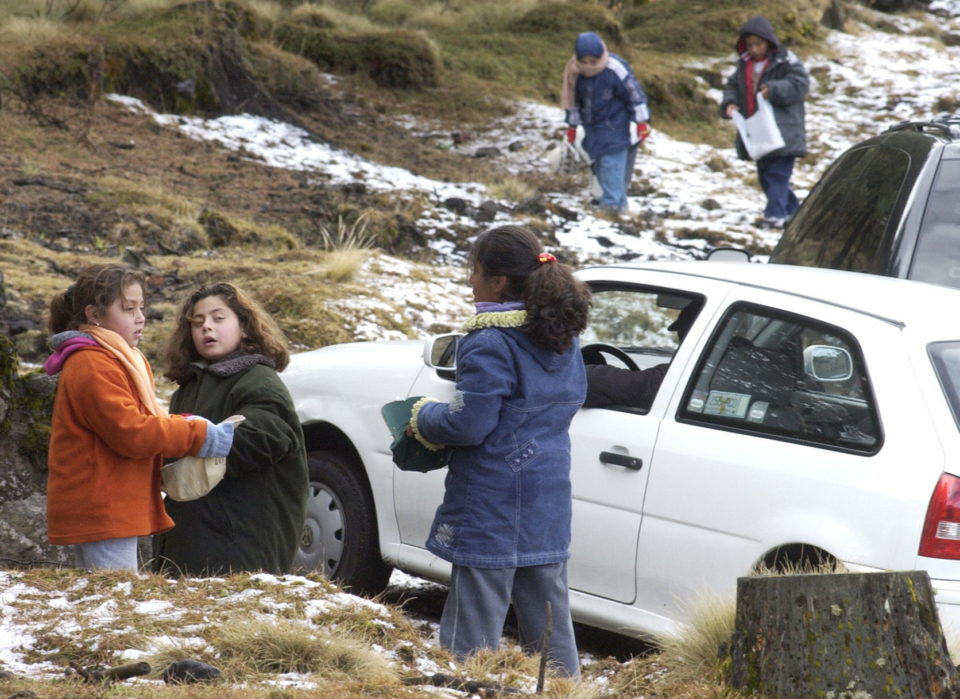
[
  {"xmin": 803, "ymin": 345, "xmax": 853, "ymax": 382},
  {"xmin": 423, "ymin": 333, "xmax": 461, "ymax": 379}
]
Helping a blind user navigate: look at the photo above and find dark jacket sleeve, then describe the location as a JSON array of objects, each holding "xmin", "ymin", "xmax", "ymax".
[{"xmin": 583, "ymin": 362, "xmax": 670, "ymax": 410}]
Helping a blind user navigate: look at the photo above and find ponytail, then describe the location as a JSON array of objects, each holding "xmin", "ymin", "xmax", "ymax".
[{"xmin": 470, "ymin": 225, "xmax": 591, "ymax": 352}]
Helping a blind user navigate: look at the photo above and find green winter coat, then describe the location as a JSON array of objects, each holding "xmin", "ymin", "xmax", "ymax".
[{"xmin": 153, "ymin": 354, "xmax": 308, "ymax": 576}]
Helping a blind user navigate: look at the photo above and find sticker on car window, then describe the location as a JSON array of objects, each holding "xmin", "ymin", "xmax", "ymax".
[{"xmin": 703, "ymin": 391, "xmax": 751, "ymax": 418}]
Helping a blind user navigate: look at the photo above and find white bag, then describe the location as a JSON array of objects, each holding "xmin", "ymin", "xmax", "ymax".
[
  {"xmin": 731, "ymin": 94, "xmax": 785, "ymax": 160},
  {"xmin": 161, "ymin": 415, "xmax": 245, "ymax": 502}
]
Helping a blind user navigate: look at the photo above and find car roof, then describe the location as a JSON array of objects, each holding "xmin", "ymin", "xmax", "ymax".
[{"xmin": 578, "ymin": 259, "xmax": 960, "ymax": 331}]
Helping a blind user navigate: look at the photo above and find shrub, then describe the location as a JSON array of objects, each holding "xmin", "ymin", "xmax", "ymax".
[{"xmin": 512, "ymin": 3, "xmax": 625, "ymax": 49}]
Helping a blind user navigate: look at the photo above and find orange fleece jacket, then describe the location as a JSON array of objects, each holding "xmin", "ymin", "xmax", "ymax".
[{"xmin": 46, "ymin": 347, "xmax": 208, "ymax": 545}]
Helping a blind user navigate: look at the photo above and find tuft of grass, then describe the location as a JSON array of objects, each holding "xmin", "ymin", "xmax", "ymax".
[
  {"xmin": 487, "ymin": 176, "xmax": 536, "ymax": 203},
  {"xmin": 213, "ymin": 617, "xmax": 397, "ymax": 682},
  {"xmin": 321, "ymin": 249, "xmax": 367, "ymax": 282},
  {"xmin": 656, "ymin": 593, "xmax": 736, "ymax": 689},
  {"xmin": 0, "ymin": 16, "xmax": 69, "ymax": 46},
  {"xmin": 319, "ymin": 212, "xmax": 376, "ymax": 251}
]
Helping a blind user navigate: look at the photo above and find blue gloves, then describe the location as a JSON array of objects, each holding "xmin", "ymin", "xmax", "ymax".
[{"xmin": 197, "ymin": 418, "xmax": 235, "ymax": 458}]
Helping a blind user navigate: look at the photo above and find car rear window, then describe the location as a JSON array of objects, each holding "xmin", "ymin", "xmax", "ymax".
[
  {"xmin": 930, "ymin": 342, "xmax": 960, "ymax": 430},
  {"xmin": 772, "ymin": 145, "xmax": 911, "ymax": 273},
  {"xmin": 910, "ymin": 159, "xmax": 960, "ymax": 289}
]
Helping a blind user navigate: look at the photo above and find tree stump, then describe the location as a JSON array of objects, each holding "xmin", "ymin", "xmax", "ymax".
[{"xmin": 730, "ymin": 571, "xmax": 958, "ymax": 697}]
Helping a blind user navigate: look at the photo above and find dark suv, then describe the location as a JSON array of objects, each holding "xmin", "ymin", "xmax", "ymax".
[{"xmin": 770, "ymin": 116, "xmax": 960, "ymax": 289}]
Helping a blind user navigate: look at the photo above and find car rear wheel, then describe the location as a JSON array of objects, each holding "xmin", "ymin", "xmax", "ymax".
[{"xmin": 292, "ymin": 450, "xmax": 392, "ymax": 595}]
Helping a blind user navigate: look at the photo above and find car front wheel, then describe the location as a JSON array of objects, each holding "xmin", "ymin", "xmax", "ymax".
[{"xmin": 293, "ymin": 450, "xmax": 392, "ymax": 596}]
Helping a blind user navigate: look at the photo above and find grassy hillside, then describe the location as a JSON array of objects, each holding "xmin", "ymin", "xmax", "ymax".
[{"xmin": 0, "ymin": 0, "xmax": 834, "ymax": 366}]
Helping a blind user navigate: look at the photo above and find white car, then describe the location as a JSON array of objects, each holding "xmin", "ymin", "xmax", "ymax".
[{"xmin": 282, "ymin": 260, "xmax": 960, "ymax": 640}]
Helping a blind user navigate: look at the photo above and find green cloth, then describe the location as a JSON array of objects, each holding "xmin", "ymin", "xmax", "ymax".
[{"xmin": 382, "ymin": 397, "xmax": 449, "ymax": 472}]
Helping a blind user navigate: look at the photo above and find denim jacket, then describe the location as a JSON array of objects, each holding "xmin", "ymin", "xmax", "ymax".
[{"xmin": 413, "ymin": 310, "xmax": 586, "ymax": 568}]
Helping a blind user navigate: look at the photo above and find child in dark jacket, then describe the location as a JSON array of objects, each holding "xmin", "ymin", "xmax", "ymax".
[
  {"xmin": 153, "ymin": 282, "xmax": 308, "ymax": 576},
  {"xmin": 721, "ymin": 15, "xmax": 809, "ymax": 228},
  {"xmin": 561, "ymin": 31, "xmax": 651, "ymax": 212},
  {"xmin": 410, "ymin": 225, "xmax": 592, "ymax": 676},
  {"xmin": 44, "ymin": 263, "xmax": 233, "ymax": 572}
]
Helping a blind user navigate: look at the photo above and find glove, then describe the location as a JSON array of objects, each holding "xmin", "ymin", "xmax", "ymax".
[
  {"xmin": 196, "ymin": 418, "xmax": 235, "ymax": 458},
  {"xmin": 636, "ymin": 122, "xmax": 651, "ymax": 144},
  {"xmin": 566, "ymin": 127, "xmax": 577, "ymax": 144}
]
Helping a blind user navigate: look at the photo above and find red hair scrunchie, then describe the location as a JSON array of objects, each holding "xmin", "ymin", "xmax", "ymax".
[{"xmin": 538, "ymin": 252, "xmax": 557, "ymax": 264}]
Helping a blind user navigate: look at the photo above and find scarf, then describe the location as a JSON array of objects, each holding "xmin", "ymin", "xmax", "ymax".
[
  {"xmin": 82, "ymin": 324, "xmax": 165, "ymax": 417},
  {"xmin": 560, "ymin": 48, "xmax": 610, "ymax": 111},
  {"xmin": 743, "ymin": 56, "xmax": 769, "ymax": 117},
  {"xmin": 196, "ymin": 351, "xmax": 275, "ymax": 378}
]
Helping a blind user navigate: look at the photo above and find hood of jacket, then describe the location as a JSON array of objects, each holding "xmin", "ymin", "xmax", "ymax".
[
  {"xmin": 502, "ymin": 326, "xmax": 578, "ymax": 373},
  {"xmin": 736, "ymin": 15, "xmax": 781, "ymax": 55},
  {"xmin": 43, "ymin": 330, "xmax": 97, "ymax": 375}
]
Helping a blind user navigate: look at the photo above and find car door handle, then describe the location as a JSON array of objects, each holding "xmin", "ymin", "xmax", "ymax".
[{"xmin": 599, "ymin": 451, "xmax": 643, "ymax": 471}]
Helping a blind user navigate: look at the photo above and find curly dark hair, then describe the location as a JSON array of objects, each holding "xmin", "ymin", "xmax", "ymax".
[
  {"xmin": 48, "ymin": 263, "xmax": 146, "ymax": 334},
  {"xmin": 470, "ymin": 225, "xmax": 591, "ymax": 353},
  {"xmin": 164, "ymin": 282, "xmax": 290, "ymax": 383}
]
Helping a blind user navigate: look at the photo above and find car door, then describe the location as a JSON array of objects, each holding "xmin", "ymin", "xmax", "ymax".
[
  {"xmin": 566, "ymin": 271, "xmax": 723, "ymax": 603},
  {"xmin": 633, "ymin": 287, "xmax": 943, "ymax": 630}
]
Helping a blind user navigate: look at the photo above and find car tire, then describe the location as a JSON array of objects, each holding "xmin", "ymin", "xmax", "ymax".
[{"xmin": 293, "ymin": 450, "xmax": 392, "ymax": 596}]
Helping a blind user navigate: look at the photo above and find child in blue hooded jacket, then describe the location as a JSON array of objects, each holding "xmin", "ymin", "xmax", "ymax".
[
  {"xmin": 409, "ymin": 225, "xmax": 592, "ymax": 676},
  {"xmin": 561, "ymin": 31, "xmax": 651, "ymax": 212}
]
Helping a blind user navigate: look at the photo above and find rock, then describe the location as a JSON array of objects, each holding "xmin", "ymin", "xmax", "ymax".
[
  {"xmin": 473, "ymin": 146, "xmax": 501, "ymax": 159},
  {"xmin": 547, "ymin": 203, "xmax": 579, "ymax": 221},
  {"xmin": 821, "ymin": 0, "xmax": 844, "ymax": 31},
  {"xmin": 473, "ymin": 200, "xmax": 498, "ymax": 222},
  {"xmin": 341, "ymin": 182, "xmax": 367, "ymax": 196},
  {"xmin": 163, "ymin": 659, "xmax": 221, "ymax": 685},
  {"xmin": 701, "ymin": 198, "xmax": 721, "ymax": 211},
  {"xmin": 442, "ymin": 198, "xmax": 469, "ymax": 215},
  {"xmin": 0, "ymin": 338, "xmax": 67, "ymax": 568},
  {"xmin": 513, "ymin": 195, "xmax": 546, "ymax": 215},
  {"xmin": 507, "ymin": 141, "xmax": 524, "ymax": 152}
]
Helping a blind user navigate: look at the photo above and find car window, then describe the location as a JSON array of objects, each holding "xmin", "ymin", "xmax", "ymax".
[
  {"xmin": 583, "ymin": 287, "xmax": 700, "ymax": 368},
  {"xmin": 929, "ymin": 342, "xmax": 960, "ymax": 431},
  {"xmin": 771, "ymin": 145, "xmax": 911, "ymax": 274},
  {"xmin": 581, "ymin": 286, "xmax": 703, "ymax": 412},
  {"xmin": 910, "ymin": 159, "xmax": 960, "ymax": 289},
  {"xmin": 679, "ymin": 303, "xmax": 881, "ymax": 453}
]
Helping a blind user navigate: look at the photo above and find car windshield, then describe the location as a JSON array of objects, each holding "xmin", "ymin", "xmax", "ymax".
[
  {"xmin": 910, "ymin": 158, "xmax": 960, "ymax": 289},
  {"xmin": 929, "ymin": 342, "xmax": 960, "ymax": 431}
]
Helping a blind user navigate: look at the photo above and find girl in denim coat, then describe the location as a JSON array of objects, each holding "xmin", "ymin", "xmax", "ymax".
[{"xmin": 410, "ymin": 225, "xmax": 591, "ymax": 676}]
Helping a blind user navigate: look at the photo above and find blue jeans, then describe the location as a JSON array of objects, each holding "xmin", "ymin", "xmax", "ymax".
[
  {"xmin": 73, "ymin": 536, "xmax": 139, "ymax": 571},
  {"xmin": 593, "ymin": 148, "xmax": 630, "ymax": 211},
  {"xmin": 439, "ymin": 562, "xmax": 580, "ymax": 677},
  {"xmin": 757, "ymin": 155, "xmax": 800, "ymax": 219}
]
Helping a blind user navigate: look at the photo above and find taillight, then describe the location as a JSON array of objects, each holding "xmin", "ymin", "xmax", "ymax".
[{"xmin": 920, "ymin": 473, "xmax": 960, "ymax": 559}]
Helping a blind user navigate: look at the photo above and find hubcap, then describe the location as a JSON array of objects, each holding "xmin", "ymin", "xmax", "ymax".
[{"xmin": 294, "ymin": 480, "xmax": 345, "ymax": 578}]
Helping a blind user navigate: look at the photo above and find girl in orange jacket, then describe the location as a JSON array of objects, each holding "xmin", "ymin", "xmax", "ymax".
[{"xmin": 43, "ymin": 263, "xmax": 235, "ymax": 572}]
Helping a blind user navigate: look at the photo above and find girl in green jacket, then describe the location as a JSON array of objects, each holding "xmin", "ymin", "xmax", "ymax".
[{"xmin": 153, "ymin": 282, "xmax": 308, "ymax": 576}]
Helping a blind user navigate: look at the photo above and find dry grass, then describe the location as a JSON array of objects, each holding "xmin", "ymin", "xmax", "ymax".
[
  {"xmin": 318, "ymin": 213, "xmax": 376, "ymax": 252},
  {"xmin": 487, "ymin": 175, "xmax": 537, "ymax": 203},
  {"xmin": 0, "ymin": 567, "xmax": 635, "ymax": 697}
]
